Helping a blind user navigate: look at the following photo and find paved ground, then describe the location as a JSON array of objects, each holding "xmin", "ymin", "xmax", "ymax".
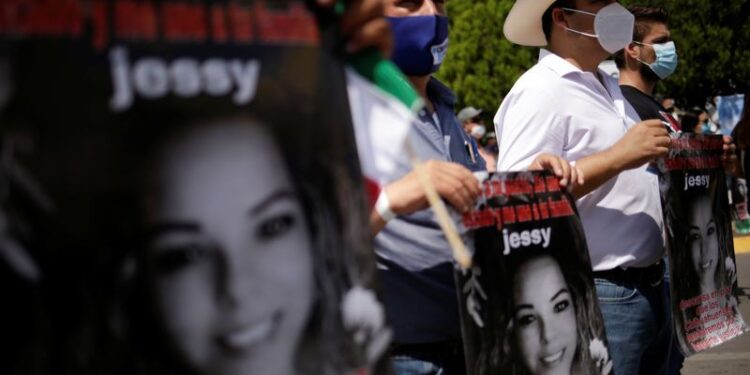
[{"xmin": 682, "ymin": 236, "xmax": 750, "ymax": 374}]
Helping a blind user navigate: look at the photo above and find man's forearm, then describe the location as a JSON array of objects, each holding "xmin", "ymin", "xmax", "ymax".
[{"xmin": 571, "ymin": 148, "xmax": 626, "ymax": 198}]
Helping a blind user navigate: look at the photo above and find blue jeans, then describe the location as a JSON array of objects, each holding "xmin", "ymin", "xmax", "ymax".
[
  {"xmin": 392, "ymin": 356, "xmax": 446, "ymax": 375},
  {"xmin": 595, "ymin": 277, "xmax": 673, "ymax": 375},
  {"xmin": 390, "ymin": 342, "xmax": 466, "ymax": 375},
  {"xmin": 663, "ymin": 258, "xmax": 685, "ymax": 374}
]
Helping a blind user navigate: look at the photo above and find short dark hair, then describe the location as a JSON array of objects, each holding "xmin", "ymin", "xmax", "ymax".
[
  {"xmin": 541, "ymin": 0, "xmax": 574, "ymax": 43},
  {"xmin": 614, "ymin": 6, "xmax": 669, "ymax": 68}
]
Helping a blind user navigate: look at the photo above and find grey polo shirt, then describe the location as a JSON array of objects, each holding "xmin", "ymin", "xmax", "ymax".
[{"xmin": 375, "ymin": 78, "xmax": 485, "ymax": 344}]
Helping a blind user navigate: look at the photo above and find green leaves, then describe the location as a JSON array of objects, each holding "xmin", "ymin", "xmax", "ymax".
[{"xmin": 437, "ymin": 0, "xmax": 535, "ymax": 116}]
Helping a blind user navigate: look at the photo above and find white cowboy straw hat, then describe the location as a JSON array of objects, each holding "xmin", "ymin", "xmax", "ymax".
[{"xmin": 503, "ymin": 0, "xmax": 557, "ymax": 46}]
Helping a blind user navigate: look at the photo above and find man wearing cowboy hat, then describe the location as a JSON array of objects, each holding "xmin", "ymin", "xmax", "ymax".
[{"xmin": 494, "ymin": 1, "xmax": 673, "ymax": 374}]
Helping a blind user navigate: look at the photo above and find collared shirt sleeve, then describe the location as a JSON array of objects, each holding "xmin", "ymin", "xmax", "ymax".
[{"xmin": 493, "ymin": 80, "xmax": 566, "ymax": 172}]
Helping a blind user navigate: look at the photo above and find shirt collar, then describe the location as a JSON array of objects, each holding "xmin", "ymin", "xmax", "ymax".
[
  {"xmin": 538, "ymin": 49, "xmax": 583, "ymax": 77},
  {"xmin": 538, "ymin": 49, "xmax": 611, "ymax": 80},
  {"xmin": 426, "ymin": 77, "xmax": 456, "ymax": 108}
]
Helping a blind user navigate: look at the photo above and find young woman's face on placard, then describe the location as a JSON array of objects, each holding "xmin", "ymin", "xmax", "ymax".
[
  {"xmin": 144, "ymin": 120, "xmax": 314, "ymax": 375},
  {"xmin": 512, "ymin": 255, "xmax": 577, "ymax": 375},
  {"xmin": 688, "ymin": 194, "xmax": 719, "ymax": 289}
]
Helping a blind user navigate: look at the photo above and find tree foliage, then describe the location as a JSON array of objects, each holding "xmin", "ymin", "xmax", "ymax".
[
  {"xmin": 439, "ymin": 0, "xmax": 750, "ymax": 111},
  {"xmin": 436, "ymin": 0, "xmax": 535, "ymax": 115}
]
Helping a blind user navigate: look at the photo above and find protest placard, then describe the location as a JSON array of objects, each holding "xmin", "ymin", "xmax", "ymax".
[
  {"xmin": 658, "ymin": 133, "xmax": 749, "ymax": 356},
  {"xmin": 0, "ymin": 1, "xmax": 388, "ymax": 374},
  {"xmin": 456, "ymin": 171, "xmax": 613, "ymax": 375}
]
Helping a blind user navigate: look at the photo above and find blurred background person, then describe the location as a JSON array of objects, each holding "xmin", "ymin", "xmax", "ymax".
[
  {"xmin": 458, "ymin": 105, "xmax": 491, "ymax": 166},
  {"xmin": 478, "ymin": 132, "xmax": 498, "ymax": 172},
  {"xmin": 458, "ymin": 106, "xmax": 498, "ymax": 171},
  {"xmin": 458, "ymin": 106, "xmax": 486, "ymax": 141}
]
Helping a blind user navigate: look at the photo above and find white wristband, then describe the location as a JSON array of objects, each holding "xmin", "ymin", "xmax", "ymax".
[{"xmin": 375, "ymin": 189, "xmax": 397, "ymax": 222}]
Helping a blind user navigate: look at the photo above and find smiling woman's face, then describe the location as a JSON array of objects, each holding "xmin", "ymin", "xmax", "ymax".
[
  {"xmin": 688, "ymin": 194, "xmax": 719, "ymax": 291},
  {"xmin": 144, "ymin": 120, "xmax": 314, "ymax": 375},
  {"xmin": 512, "ymin": 255, "xmax": 577, "ymax": 375}
]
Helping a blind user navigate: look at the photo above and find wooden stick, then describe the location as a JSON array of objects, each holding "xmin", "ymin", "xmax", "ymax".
[{"xmin": 405, "ymin": 141, "xmax": 472, "ymax": 270}]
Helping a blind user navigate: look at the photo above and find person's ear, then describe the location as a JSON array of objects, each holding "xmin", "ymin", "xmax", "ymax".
[
  {"xmin": 551, "ymin": 8, "xmax": 569, "ymax": 31},
  {"xmin": 624, "ymin": 42, "xmax": 641, "ymax": 61}
]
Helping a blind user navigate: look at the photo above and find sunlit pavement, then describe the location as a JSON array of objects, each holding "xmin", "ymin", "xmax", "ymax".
[{"xmin": 682, "ymin": 235, "xmax": 750, "ymax": 374}]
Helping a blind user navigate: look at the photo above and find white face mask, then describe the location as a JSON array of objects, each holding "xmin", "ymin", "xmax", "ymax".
[
  {"xmin": 470, "ymin": 125, "xmax": 486, "ymax": 139},
  {"xmin": 562, "ymin": 2, "xmax": 635, "ymax": 54}
]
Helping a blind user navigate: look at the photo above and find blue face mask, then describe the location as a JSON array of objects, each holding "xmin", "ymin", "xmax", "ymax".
[
  {"xmin": 635, "ymin": 40, "xmax": 678, "ymax": 79},
  {"xmin": 387, "ymin": 15, "xmax": 449, "ymax": 76}
]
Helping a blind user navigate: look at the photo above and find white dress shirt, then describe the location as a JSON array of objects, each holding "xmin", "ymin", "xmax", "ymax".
[{"xmin": 494, "ymin": 49, "xmax": 664, "ymax": 270}]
